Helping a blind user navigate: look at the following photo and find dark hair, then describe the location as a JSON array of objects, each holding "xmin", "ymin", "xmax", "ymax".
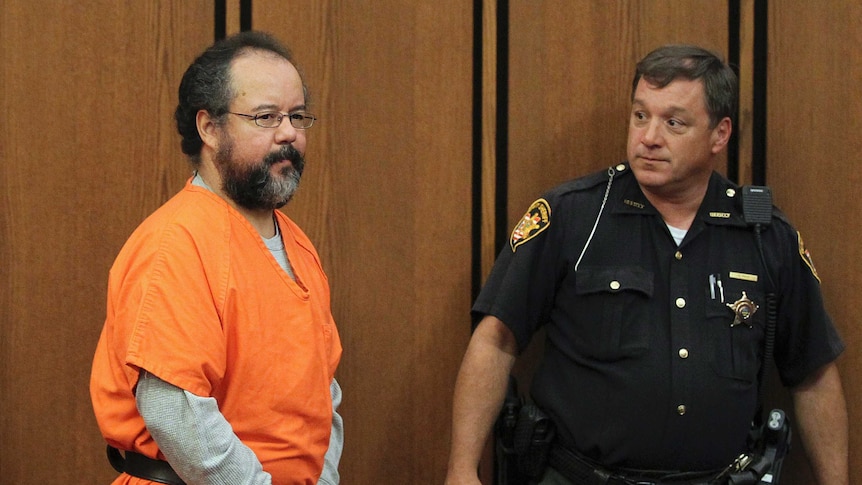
[
  {"xmin": 175, "ymin": 31, "xmax": 306, "ymax": 163},
  {"xmin": 631, "ymin": 45, "xmax": 737, "ymax": 128}
]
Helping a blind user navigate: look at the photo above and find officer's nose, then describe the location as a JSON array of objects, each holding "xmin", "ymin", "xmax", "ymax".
[{"xmin": 641, "ymin": 119, "xmax": 663, "ymax": 147}]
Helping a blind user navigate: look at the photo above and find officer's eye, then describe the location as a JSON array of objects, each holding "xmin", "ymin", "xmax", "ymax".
[
  {"xmin": 632, "ymin": 111, "xmax": 648, "ymax": 124},
  {"xmin": 667, "ymin": 118, "xmax": 687, "ymax": 131}
]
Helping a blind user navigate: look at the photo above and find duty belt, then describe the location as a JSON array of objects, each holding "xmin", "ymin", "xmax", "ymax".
[
  {"xmin": 107, "ymin": 445, "xmax": 186, "ymax": 485},
  {"xmin": 548, "ymin": 444, "xmax": 724, "ymax": 485}
]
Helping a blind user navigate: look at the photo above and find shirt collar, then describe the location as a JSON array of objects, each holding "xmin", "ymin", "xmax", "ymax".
[{"xmin": 610, "ymin": 169, "xmax": 747, "ymax": 228}]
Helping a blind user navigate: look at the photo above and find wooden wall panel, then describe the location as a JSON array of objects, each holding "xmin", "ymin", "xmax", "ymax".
[
  {"xmin": 508, "ymin": 0, "xmax": 728, "ymax": 230},
  {"xmin": 0, "ymin": 1, "xmax": 212, "ymax": 483},
  {"xmin": 767, "ymin": 2, "xmax": 862, "ymax": 482},
  {"xmin": 254, "ymin": 2, "xmax": 475, "ymax": 483}
]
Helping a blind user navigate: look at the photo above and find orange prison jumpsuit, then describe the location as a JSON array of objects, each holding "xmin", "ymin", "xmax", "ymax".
[{"xmin": 90, "ymin": 180, "xmax": 342, "ymax": 485}]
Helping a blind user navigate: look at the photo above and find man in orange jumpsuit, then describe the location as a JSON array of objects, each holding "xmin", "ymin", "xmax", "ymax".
[{"xmin": 90, "ymin": 31, "xmax": 342, "ymax": 485}]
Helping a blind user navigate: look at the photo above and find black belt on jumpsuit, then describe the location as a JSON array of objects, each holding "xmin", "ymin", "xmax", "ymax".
[{"xmin": 107, "ymin": 445, "xmax": 186, "ymax": 485}]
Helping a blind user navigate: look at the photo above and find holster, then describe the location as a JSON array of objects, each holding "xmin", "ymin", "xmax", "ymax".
[
  {"xmin": 513, "ymin": 404, "xmax": 556, "ymax": 478},
  {"xmin": 721, "ymin": 409, "xmax": 792, "ymax": 485}
]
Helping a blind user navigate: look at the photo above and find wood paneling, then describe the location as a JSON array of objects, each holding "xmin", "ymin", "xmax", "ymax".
[
  {"xmin": 481, "ymin": 0, "xmax": 500, "ymax": 281},
  {"xmin": 0, "ymin": 1, "xmax": 211, "ymax": 483},
  {"xmin": 767, "ymin": 2, "xmax": 862, "ymax": 482},
  {"xmin": 254, "ymin": 2, "xmax": 475, "ymax": 483},
  {"xmin": 3, "ymin": 1, "xmax": 856, "ymax": 483},
  {"xmin": 508, "ymin": 0, "xmax": 728, "ymax": 230}
]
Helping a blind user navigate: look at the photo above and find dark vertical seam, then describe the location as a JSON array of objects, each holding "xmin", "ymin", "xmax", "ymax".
[
  {"xmin": 495, "ymin": 0, "xmax": 509, "ymax": 255},
  {"xmin": 752, "ymin": 0, "xmax": 768, "ymax": 185},
  {"xmin": 727, "ymin": 0, "xmax": 741, "ymax": 184},
  {"xmin": 471, "ymin": 0, "xmax": 484, "ymax": 301},
  {"xmin": 214, "ymin": 0, "xmax": 226, "ymax": 40},
  {"xmin": 240, "ymin": 0, "xmax": 252, "ymax": 31}
]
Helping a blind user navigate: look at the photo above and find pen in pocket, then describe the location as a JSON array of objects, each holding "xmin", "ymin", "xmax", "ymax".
[{"xmin": 709, "ymin": 273, "xmax": 725, "ymax": 302}]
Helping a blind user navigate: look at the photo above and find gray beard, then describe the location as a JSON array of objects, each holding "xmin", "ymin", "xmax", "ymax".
[{"xmin": 214, "ymin": 143, "xmax": 304, "ymax": 211}]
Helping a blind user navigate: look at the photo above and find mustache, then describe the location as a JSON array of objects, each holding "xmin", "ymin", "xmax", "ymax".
[
  {"xmin": 243, "ymin": 145, "xmax": 304, "ymax": 190},
  {"xmin": 264, "ymin": 145, "xmax": 305, "ymax": 174}
]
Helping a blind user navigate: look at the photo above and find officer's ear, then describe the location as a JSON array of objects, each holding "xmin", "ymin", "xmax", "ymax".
[{"xmin": 710, "ymin": 117, "xmax": 732, "ymax": 154}]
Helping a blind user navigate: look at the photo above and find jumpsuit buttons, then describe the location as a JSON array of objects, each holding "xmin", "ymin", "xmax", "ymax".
[{"xmin": 670, "ymin": 247, "xmax": 689, "ymax": 417}]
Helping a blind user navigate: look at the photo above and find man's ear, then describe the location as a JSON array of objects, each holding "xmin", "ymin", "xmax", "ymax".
[
  {"xmin": 197, "ymin": 110, "xmax": 220, "ymax": 150},
  {"xmin": 710, "ymin": 117, "xmax": 732, "ymax": 154}
]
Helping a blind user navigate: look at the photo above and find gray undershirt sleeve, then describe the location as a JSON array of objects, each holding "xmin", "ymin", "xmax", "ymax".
[
  {"xmin": 137, "ymin": 372, "xmax": 343, "ymax": 484},
  {"xmin": 136, "ymin": 371, "xmax": 272, "ymax": 485},
  {"xmin": 318, "ymin": 378, "xmax": 343, "ymax": 485}
]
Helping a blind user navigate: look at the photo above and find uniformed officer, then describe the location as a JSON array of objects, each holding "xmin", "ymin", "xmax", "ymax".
[{"xmin": 444, "ymin": 45, "xmax": 848, "ymax": 485}]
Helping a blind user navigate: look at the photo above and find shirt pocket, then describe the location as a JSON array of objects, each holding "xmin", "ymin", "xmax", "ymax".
[
  {"xmin": 705, "ymin": 284, "xmax": 766, "ymax": 383},
  {"xmin": 571, "ymin": 266, "xmax": 654, "ymax": 361}
]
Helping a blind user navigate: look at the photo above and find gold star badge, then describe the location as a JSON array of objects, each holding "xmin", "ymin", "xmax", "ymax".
[{"xmin": 727, "ymin": 291, "xmax": 758, "ymax": 327}]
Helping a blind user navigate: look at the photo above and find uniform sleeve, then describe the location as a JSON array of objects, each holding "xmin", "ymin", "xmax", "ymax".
[
  {"xmin": 773, "ymin": 227, "xmax": 845, "ymax": 387},
  {"xmin": 472, "ymin": 197, "xmax": 563, "ymax": 351}
]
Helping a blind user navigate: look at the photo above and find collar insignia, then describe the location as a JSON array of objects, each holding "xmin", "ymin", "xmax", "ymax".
[{"xmin": 623, "ymin": 199, "xmax": 645, "ymax": 209}]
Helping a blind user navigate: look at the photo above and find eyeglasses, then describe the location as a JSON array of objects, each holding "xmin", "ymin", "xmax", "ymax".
[{"xmin": 228, "ymin": 110, "xmax": 317, "ymax": 129}]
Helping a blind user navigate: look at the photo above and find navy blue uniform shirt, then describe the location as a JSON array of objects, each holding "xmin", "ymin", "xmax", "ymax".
[{"xmin": 473, "ymin": 162, "xmax": 844, "ymax": 471}]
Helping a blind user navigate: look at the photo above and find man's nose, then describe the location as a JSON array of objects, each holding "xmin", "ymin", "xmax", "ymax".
[
  {"xmin": 275, "ymin": 119, "xmax": 298, "ymax": 143},
  {"xmin": 641, "ymin": 120, "xmax": 663, "ymax": 146}
]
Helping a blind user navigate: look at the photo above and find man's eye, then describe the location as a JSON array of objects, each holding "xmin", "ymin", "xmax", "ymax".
[
  {"xmin": 257, "ymin": 113, "xmax": 277, "ymax": 121},
  {"xmin": 288, "ymin": 113, "xmax": 305, "ymax": 121}
]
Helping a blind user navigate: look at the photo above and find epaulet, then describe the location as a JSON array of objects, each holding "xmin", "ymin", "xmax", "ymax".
[
  {"xmin": 771, "ymin": 206, "xmax": 792, "ymax": 226},
  {"xmin": 549, "ymin": 162, "xmax": 629, "ymax": 197}
]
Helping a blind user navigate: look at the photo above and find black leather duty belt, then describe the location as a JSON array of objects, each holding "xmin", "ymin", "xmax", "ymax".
[
  {"xmin": 107, "ymin": 445, "xmax": 186, "ymax": 485},
  {"xmin": 548, "ymin": 445, "xmax": 722, "ymax": 485}
]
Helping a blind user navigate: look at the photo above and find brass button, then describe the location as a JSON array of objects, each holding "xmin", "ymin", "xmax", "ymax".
[
  {"xmin": 616, "ymin": 163, "xmax": 626, "ymax": 172},
  {"xmin": 677, "ymin": 405, "xmax": 687, "ymax": 415},
  {"xmin": 726, "ymin": 188, "xmax": 736, "ymax": 198},
  {"xmin": 609, "ymin": 280, "xmax": 621, "ymax": 290},
  {"xmin": 674, "ymin": 251, "xmax": 683, "ymax": 260},
  {"xmin": 679, "ymin": 348, "xmax": 689, "ymax": 359},
  {"xmin": 675, "ymin": 298, "xmax": 686, "ymax": 308}
]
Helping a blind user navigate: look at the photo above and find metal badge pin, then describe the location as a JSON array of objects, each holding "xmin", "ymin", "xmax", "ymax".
[{"xmin": 726, "ymin": 291, "xmax": 758, "ymax": 327}]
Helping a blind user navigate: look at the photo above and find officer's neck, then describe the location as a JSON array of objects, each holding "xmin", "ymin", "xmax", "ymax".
[{"xmin": 640, "ymin": 182, "xmax": 708, "ymax": 231}]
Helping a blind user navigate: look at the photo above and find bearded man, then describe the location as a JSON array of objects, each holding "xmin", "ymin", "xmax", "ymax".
[{"xmin": 90, "ymin": 31, "xmax": 343, "ymax": 485}]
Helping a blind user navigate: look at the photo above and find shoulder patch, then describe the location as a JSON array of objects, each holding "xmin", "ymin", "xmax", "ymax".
[
  {"xmin": 510, "ymin": 198, "xmax": 551, "ymax": 252},
  {"xmin": 797, "ymin": 231, "xmax": 821, "ymax": 283}
]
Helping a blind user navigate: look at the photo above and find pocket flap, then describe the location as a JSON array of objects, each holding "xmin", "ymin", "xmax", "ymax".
[{"xmin": 575, "ymin": 266, "xmax": 654, "ymax": 297}]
